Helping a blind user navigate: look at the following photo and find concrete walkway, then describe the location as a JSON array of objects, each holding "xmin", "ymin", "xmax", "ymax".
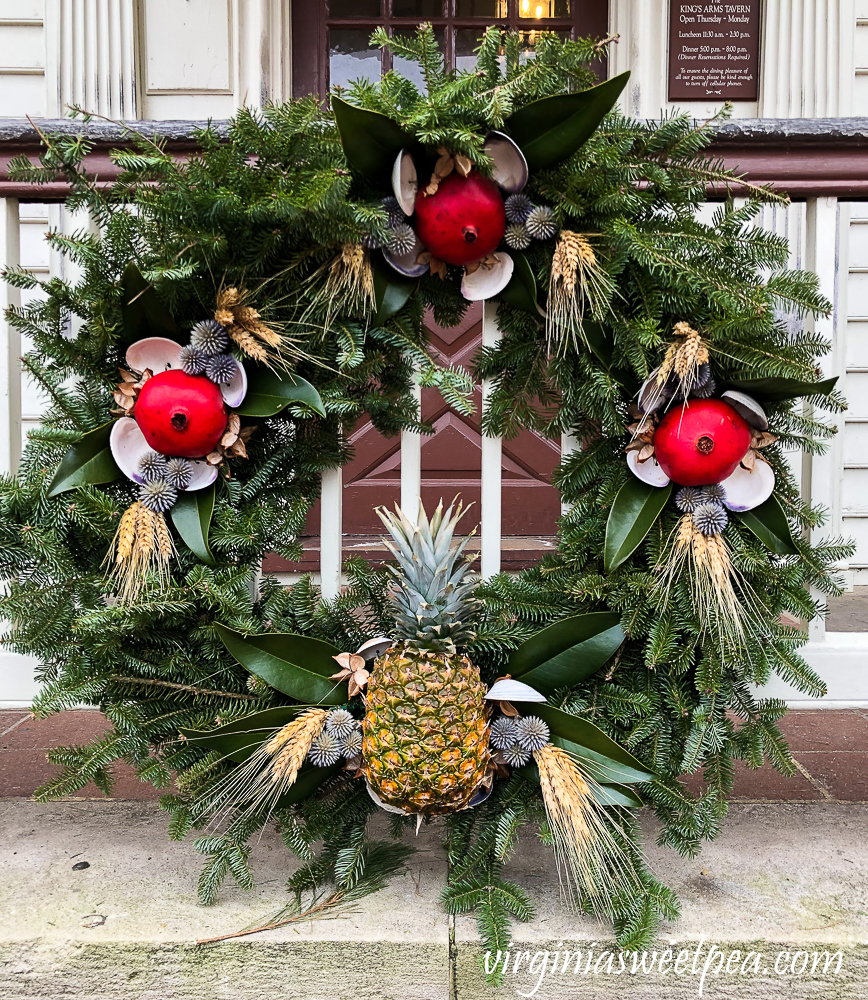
[{"xmin": 1, "ymin": 799, "xmax": 866, "ymax": 999}]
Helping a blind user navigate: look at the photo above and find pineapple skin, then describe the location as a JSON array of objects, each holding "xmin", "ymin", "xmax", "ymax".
[{"xmin": 363, "ymin": 641, "xmax": 489, "ymax": 815}]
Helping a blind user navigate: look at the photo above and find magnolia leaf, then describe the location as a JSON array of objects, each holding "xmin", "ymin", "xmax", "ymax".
[
  {"xmin": 170, "ymin": 485, "xmax": 216, "ymax": 565},
  {"xmin": 509, "ymin": 612, "xmax": 624, "ymax": 695},
  {"xmin": 531, "ymin": 703, "xmax": 654, "ymax": 784},
  {"xmin": 215, "ymin": 624, "xmax": 347, "ymax": 705},
  {"xmin": 499, "ymin": 251, "xmax": 539, "ymax": 315},
  {"xmin": 47, "ymin": 421, "xmax": 120, "ymax": 497},
  {"xmin": 372, "ymin": 255, "xmax": 417, "ymax": 324},
  {"xmin": 736, "ymin": 495, "xmax": 800, "ymax": 556},
  {"xmin": 604, "ymin": 478, "xmax": 672, "ymax": 572},
  {"xmin": 119, "ymin": 261, "xmax": 179, "ymax": 345},
  {"xmin": 235, "ymin": 369, "xmax": 326, "ymax": 418},
  {"xmin": 722, "ymin": 375, "xmax": 838, "ymax": 403},
  {"xmin": 503, "ymin": 71, "xmax": 630, "ymax": 171},
  {"xmin": 276, "ymin": 760, "xmax": 343, "ymax": 807},
  {"xmin": 517, "ymin": 761, "xmax": 642, "ymax": 806},
  {"xmin": 332, "ymin": 97, "xmax": 410, "ymax": 182},
  {"xmin": 180, "ymin": 706, "xmax": 300, "ymax": 762}
]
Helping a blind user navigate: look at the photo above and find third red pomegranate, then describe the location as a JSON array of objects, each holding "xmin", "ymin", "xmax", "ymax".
[
  {"xmin": 653, "ymin": 399, "xmax": 751, "ymax": 487},
  {"xmin": 414, "ymin": 170, "xmax": 506, "ymax": 266}
]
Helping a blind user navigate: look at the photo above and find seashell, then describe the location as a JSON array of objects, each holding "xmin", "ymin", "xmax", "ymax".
[
  {"xmin": 185, "ymin": 459, "xmax": 219, "ymax": 491},
  {"xmin": 720, "ymin": 390, "xmax": 769, "ymax": 431},
  {"xmin": 720, "ymin": 460, "xmax": 775, "ymax": 512},
  {"xmin": 483, "ymin": 131, "xmax": 529, "ymax": 194},
  {"xmin": 460, "ymin": 252, "xmax": 514, "ymax": 301},
  {"xmin": 218, "ymin": 357, "xmax": 247, "ymax": 409},
  {"xmin": 463, "ymin": 783, "xmax": 493, "ymax": 809},
  {"xmin": 382, "ymin": 231, "xmax": 429, "ymax": 278},
  {"xmin": 391, "ymin": 148, "xmax": 418, "ymax": 217},
  {"xmin": 109, "ymin": 417, "xmax": 151, "ymax": 485},
  {"xmin": 485, "ymin": 678, "xmax": 546, "ymax": 703},
  {"xmin": 355, "ymin": 636, "xmax": 392, "ymax": 661},
  {"xmin": 366, "ymin": 779, "xmax": 413, "ymax": 815},
  {"xmin": 125, "ymin": 337, "xmax": 182, "ymax": 375},
  {"xmin": 626, "ymin": 447, "xmax": 671, "ymax": 487}
]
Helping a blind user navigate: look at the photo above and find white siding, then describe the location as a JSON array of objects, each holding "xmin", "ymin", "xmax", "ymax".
[{"xmin": 0, "ymin": 1, "xmax": 47, "ymax": 117}]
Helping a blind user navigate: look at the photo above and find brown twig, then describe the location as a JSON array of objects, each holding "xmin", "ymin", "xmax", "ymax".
[
  {"xmin": 109, "ymin": 675, "xmax": 257, "ymax": 701},
  {"xmin": 195, "ymin": 892, "xmax": 355, "ymax": 944}
]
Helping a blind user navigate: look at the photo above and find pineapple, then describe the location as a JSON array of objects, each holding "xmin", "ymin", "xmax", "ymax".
[{"xmin": 363, "ymin": 499, "xmax": 489, "ymax": 815}]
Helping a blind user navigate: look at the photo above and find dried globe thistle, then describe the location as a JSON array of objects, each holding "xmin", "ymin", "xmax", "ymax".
[
  {"xmin": 138, "ymin": 451, "xmax": 169, "ymax": 483},
  {"xmin": 164, "ymin": 457, "xmax": 193, "ymax": 490},
  {"xmin": 325, "ymin": 708, "xmax": 356, "ymax": 740},
  {"xmin": 489, "ymin": 716, "xmax": 517, "ymax": 750},
  {"xmin": 179, "ymin": 344, "xmax": 207, "ymax": 375},
  {"xmin": 675, "ymin": 486, "xmax": 704, "ymax": 513},
  {"xmin": 205, "ymin": 353, "xmax": 237, "ymax": 385},
  {"xmin": 387, "ymin": 223, "xmax": 417, "ymax": 256},
  {"xmin": 138, "ymin": 479, "xmax": 178, "ymax": 514},
  {"xmin": 693, "ymin": 376, "xmax": 717, "ymax": 399},
  {"xmin": 504, "ymin": 193, "xmax": 533, "ymax": 223},
  {"xmin": 526, "ymin": 204, "xmax": 558, "ymax": 240},
  {"xmin": 693, "ymin": 502, "xmax": 728, "ymax": 537},
  {"xmin": 700, "ymin": 483, "xmax": 727, "ymax": 503},
  {"xmin": 505, "ymin": 223, "xmax": 531, "ymax": 250},
  {"xmin": 503, "ymin": 742, "xmax": 532, "ymax": 768},
  {"xmin": 340, "ymin": 728, "xmax": 363, "ymax": 758},
  {"xmin": 382, "ymin": 195, "xmax": 406, "ymax": 227},
  {"xmin": 190, "ymin": 319, "xmax": 229, "ymax": 356},
  {"xmin": 308, "ymin": 731, "xmax": 341, "ymax": 767},
  {"xmin": 515, "ymin": 715, "xmax": 550, "ymax": 752}
]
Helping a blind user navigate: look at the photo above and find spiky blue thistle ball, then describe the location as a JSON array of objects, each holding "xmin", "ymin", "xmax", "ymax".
[
  {"xmin": 693, "ymin": 376, "xmax": 717, "ymax": 398},
  {"xmin": 505, "ymin": 223, "xmax": 531, "ymax": 250},
  {"xmin": 700, "ymin": 483, "xmax": 727, "ymax": 503},
  {"xmin": 388, "ymin": 223, "xmax": 416, "ymax": 256},
  {"xmin": 138, "ymin": 479, "xmax": 178, "ymax": 513},
  {"xmin": 325, "ymin": 708, "xmax": 356, "ymax": 740},
  {"xmin": 490, "ymin": 716, "xmax": 517, "ymax": 750},
  {"xmin": 308, "ymin": 731, "xmax": 341, "ymax": 767},
  {"xmin": 382, "ymin": 196, "xmax": 406, "ymax": 227},
  {"xmin": 504, "ymin": 193, "xmax": 532, "ymax": 223},
  {"xmin": 515, "ymin": 716, "xmax": 550, "ymax": 752},
  {"xmin": 205, "ymin": 353, "xmax": 236, "ymax": 385},
  {"xmin": 138, "ymin": 451, "xmax": 169, "ymax": 483},
  {"xmin": 179, "ymin": 344, "xmax": 207, "ymax": 376},
  {"xmin": 525, "ymin": 205, "xmax": 558, "ymax": 240},
  {"xmin": 340, "ymin": 728, "xmax": 363, "ymax": 758},
  {"xmin": 503, "ymin": 742, "xmax": 532, "ymax": 767},
  {"xmin": 675, "ymin": 486, "xmax": 704, "ymax": 513},
  {"xmin": 190, "ymin": 320, "xmax": 228, "ymax": 356},
  {"xmin": 693, "ymin": 502, "xmax": 728, "ymax": 536},
  {"xmin": 164, "ymin": 457, "xmax": 193, "ymax": 490}
]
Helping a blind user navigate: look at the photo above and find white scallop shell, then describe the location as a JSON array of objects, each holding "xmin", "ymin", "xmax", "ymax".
[
  {"xmin": 355, "ymin": 636, "xmax": 392, "ymax": 661},
  {"xmin": 485, "ymin": 678, "xmax": 546, "ymax": 703},
  {"xmin": 125, "ymin": 337, "xmax": 182, "ymax": 375},
  {"xmin": 391, "ymin": 148, "xmax": 418, "ymax": 217},
  {"xmin": 461, "ymin": 252, "xmax": 515, "ymax": 301},
  {"xmin": 720, "ymin": 460, "xmax": 775, "ymax": 512},
  {"xmin": 720, "ymin": 390, "xmax": 769, "ymax": 431},
  {"xmin": 462, "ymin": 783, "xmax": 493, "ymax": 809},
  {"xmin": 186, "ymin": 459, "xmax": 219, "ymax": 491},
  {"xmin": 483, "ymin": 131, "xmax": 529, "ymax": 193},
  {"xmin": 109, "ymin": 417, "xmax": 151, "ymax": 485},
  {"xmin": 626, "ymin": 448, "xmax": 671, "ymax": 488},
  {"xmin": 219, "ymin": 358, "xmax": 247, "ymax": 409},
  {"xmin": 382, "ymin": 232, "xmax": 429, "ymax": 278}
]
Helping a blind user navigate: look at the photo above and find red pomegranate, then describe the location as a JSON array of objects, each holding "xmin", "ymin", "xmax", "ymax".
[
  {"xmin": 414, "ymin": 170, "xmax": 506, "ymax": 266},
  {"xmin": 653, "ymin": 399, "xmax": 751, "ymax": 487},
  {"xmin": 135, "ymin": 370, "xmax": 227, "ymax": 458}
]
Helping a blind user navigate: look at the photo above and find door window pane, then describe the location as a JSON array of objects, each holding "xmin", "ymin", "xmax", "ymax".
[
  {"xmin": 456, "ymin": 28, "xmax": 502, "ymax": 72},
  {"xmin": 392, "ymin": 28, "xmax": 446, "ymax": 87},
  {"xmin": 329, "ymin": 0, "xmax": 381, "ymax": 15},
  {"xmin": 516, "ymin": 0, "xmax": 570, "ymax": 16},
  {"xmin": 456, "ymin": 0, "xmax": 508, "ymax": 16},
  {"xmin": 329, "ymin": 30, "xmax": 382, "ymax": 90},
  {"xmin": 391, "ymin": 0, "xmax": 444, "ymax": 16}
]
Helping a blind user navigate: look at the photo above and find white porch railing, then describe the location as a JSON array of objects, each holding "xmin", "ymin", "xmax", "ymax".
[{"xmin": 0, "ymin": 191, "xmax": 866, "ymax": 707}]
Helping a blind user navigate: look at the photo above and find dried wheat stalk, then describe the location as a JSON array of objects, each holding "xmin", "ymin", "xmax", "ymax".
[{"xmin": 546, "ymin": 231, "xmax": 616, "ymax": 355}]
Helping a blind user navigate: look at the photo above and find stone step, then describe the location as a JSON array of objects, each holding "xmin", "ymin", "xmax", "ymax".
[{"xmin": 1, "ymin": 799, "xmax": 865, "ymax": 999}]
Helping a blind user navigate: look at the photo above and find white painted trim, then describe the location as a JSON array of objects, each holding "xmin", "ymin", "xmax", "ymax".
[
  {"xmin": 480, "ymin": 301, "xmax": 502, "ymax": 580},
  {"xmin": 319, "ymin": 465, "xmax": 342, "ymax": 601},
  {"xmin": 754, "ymin": 632, "xmax": 868, "ymax": 707},
  {"xmin": 0, "ymin": 197, "xmax": 21, "ymax": 477},
  {"xmin": 399, "ymin": 374, "xmax": 421, "ymax": 523}
]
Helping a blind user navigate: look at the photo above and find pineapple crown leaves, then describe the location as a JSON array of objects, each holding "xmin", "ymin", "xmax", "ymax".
[{"xmin": 376, "ymin": 499, "xmax": 482, "ymax": 651}]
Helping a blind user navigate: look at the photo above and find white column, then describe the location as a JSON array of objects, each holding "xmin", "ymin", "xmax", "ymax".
[
  {"xmin": 560, "ymin": 430, "xmax": 579, "ymax": 517},
  {"xmin": 319, "ymin": 466, "xmax": 343, "ymax": 601},
  {"xmin": 805, "ymin": 197, "xmax": 843, "ymax": 642},
  {"xmin": 400, "ymin": 377, "xmax": 421, "ymax": 521},
  {"xmin": 0, "ymin": 198, "xmax": 22, "ymax": 477},
  {"xmin": 480, "ymin": 302, "xmax": 502, "ymax": 580}
]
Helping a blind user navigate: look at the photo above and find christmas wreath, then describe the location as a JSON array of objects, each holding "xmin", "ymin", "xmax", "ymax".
[{"xmin": 2, "ymin": 27, "xmax": 848, "ymax": 972}]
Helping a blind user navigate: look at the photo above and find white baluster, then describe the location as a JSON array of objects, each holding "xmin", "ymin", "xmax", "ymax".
[
  {"xmin": 0, "ymin": 198, "xmax": 22, "ymax": 477},
  {"xmin": 319, "ymin": 465, "xmax": 343, "ymax": 601},
  {"xmin": 400, "ymin": 375, "xmax": 421, "ymax": 522},
  {"xmin": 480, "ymin": 302, "xmax": 502, "ymax": 580}
]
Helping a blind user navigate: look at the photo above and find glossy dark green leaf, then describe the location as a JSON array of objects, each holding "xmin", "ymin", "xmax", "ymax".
[
  {"xmin": 509, "ymin": 612, "xmax": 624, "ymax": 695},
  {"xmin": 722, "ymin": 375, "xmax": 838, "ymax": 403},
  {"xmin": 503, "ymin": 71, "xmax": 630, "ymax": 171},
  {"xmin": 516, "ymin": 763, "xmax": 642, "ymax": 806},
  {"xmin": 604, "ymin": 478, "xmax": 672, "ymax": 573},
  {"xmin": 583, "ymin": 321, "xmax": 638, "ymax": 392},
  {"xmin": 276, "ymin": 760, "xmax": 343, "ymax": 807},
  {"xmin": 736, "ymin": 495, "xmax": 800, "ymax": 556},
  {"xmin": 119, "ymin": 261, "xmax": 179, "ymax": 345},
  {"xmin": 532, "ymin": 703, "xmax": 654, "ymax": 784},
  {"xmin": 47, "ymin": 421, "xmax": 120, "ymax": 496},
  {"xmin": 372, "ymin": 255, "xmax": 417, "ymax": 325},
  {"xmin": 498, "ymin": 251, "xmax": 539, "ymax": 315},
  {"xmin": 170, "ymin": 485, "xmax": 216, "ymax": 565},
  {"xmin": 215, "ymin": 624, "xmax": 347, "ymax": 705},
  {"xmin": 180, "ymin": 706, "xmax": 300, "ymax": 762},
  {"xmin": 332, "ymin": 97, "xmax": 410, "ymax": 181},
  {"xmin": 235, "ymin": 369, "xmax": 326, "ymax": 418}
]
